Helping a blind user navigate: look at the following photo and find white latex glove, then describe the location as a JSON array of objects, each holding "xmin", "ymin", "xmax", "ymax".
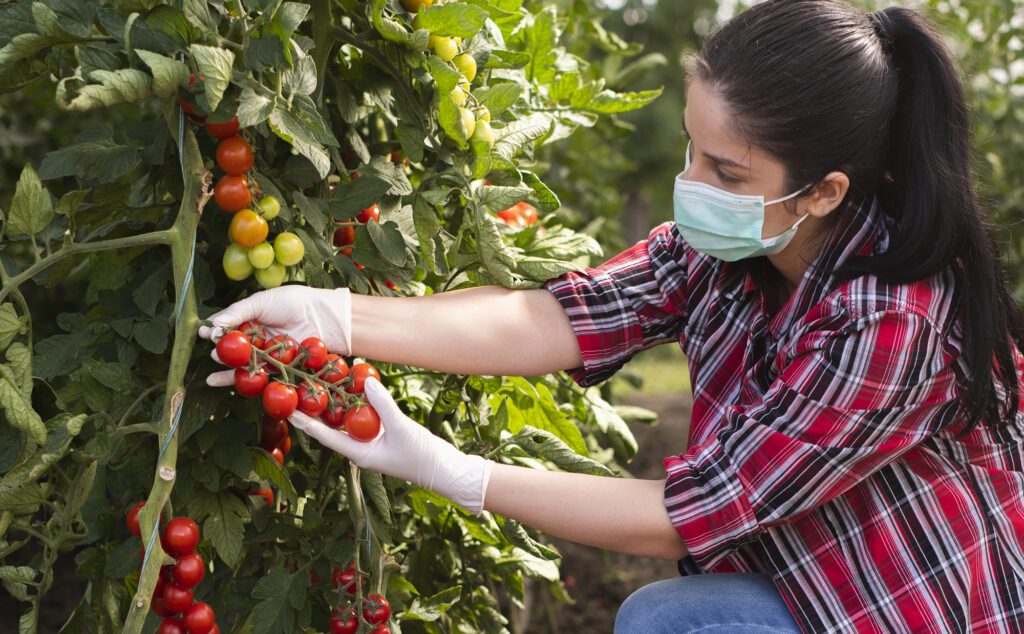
[
  {"xmin": 288, "ymin": 376, "xmax": 494, "ymax": 516},
  {"xmin": 197, "ymin": 286, "xmax": 351, "ymax": 387}
]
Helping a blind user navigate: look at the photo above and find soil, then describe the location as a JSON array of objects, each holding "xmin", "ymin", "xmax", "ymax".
[{"xmin": 520, "ymin": 391, "xmax": 693, "ymax": 634}]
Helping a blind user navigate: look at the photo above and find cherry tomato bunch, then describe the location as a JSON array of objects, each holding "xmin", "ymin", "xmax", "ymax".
[
  {"xmin": 326, "ymin": 563, "xmax": 392, "ymax": 633},
  {"xmin": 497, "ymin": 201, "xmax": 540, "ymax": 227},
  {"xmin": 214, "ymin": 321, "xmax": 383, "ymax": 443},
  {"xmin": 127, "ymin": 505, "xmax": 219, "ymax": 633}
]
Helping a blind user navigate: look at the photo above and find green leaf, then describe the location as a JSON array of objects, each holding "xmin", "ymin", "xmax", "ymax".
[
  {"xmin": 396, "ymin": 121, "xmax": 426, "ymax": 164},
  {"xmin": 508, "ymin": 426, "xmax": 614, "ymax": 476},
  {"xmin": 82, "ymin": 358, "xmax": 132, "ymax": 392},
  {"xmin": 131, "ymin": 5, "xmax": 195, "ymax": 55},
  {"xmin": 327, "ymin": 176, "xmax": 390, "ymax": 219},
  {"xmin": 0, "ymin": 566, "xmax": 36, "ymax": 584},
  {"xmin": 38, "ymin": 126, "xmax": 138, "ymax": 184},
  {"xmin": 195, "ymin": 491, "xmax": 248, "ymax": 566},
  {"xmin": 0, "ymin": 413, "xmax": 85, "ymax": 490},
  {"xmin": 54, "ymin": 189, "xmax": 90, "ymax": 217},
  {"xmin": 360, "ymin": 468, "xmax": 391, "ymax": 519},
  {"xmin": 520, "ymin": 170, "xmax": 559, "ymax": 212},
  {"xmin": 250, "ymin": 447, "xmax": 298, "ymax": 506},
  {"xmin": 251, "ymin": 567, "xmax": 307, "ymax": 634},
  {"xmin": 103, "ymin": 539, "xmax": 140, "ymax": 579},
  {"xmin": 8, "ymin": 164, "xmax": 52, "ymax": 237},
  {"xmin": 475, "ymin": 184, "xmax": 531, "ymax": 214},
  {"xmin": 524, "ymin": 6, "xmax": 559, "ymax": 84},
  {"xmin": 189, "ymin": 44, "xmax": 234, "ymax": 111},
  {"xmin": 0, "ymin": 481, "xmax": 46, "ymax": 515},
  {"xmin": 0, "ymin": 58, "xmax": 47, "ymax": 94},
  {"xmin": 268, "ymin": 98, "xmax": 337, "ymax": 179},
  {"xmin": 487, "ymin": 49, "xmax": 530, "ymax": 70},
  {"xmin": 493, "ymin": 114, "xmax": 553, "ymax": 159},
  {"xmin": 413, "ymin": 195, "xmax": 440, "ymax": 269},
  {"xmin": 0, "ymin": 32, "xmax": 58, "ymax": 65},
  {"xmin": 0, "ymin": 364, "xmax": 44, "ymax": 447},
  {"xmin": 0, "ymin": 303, "xmax": 26, "ymax": 350},
  {"xmin": 36, "ymin": 0, "xmax": 99, "ymax": 40},
  {"xmin": 276, "ymin": 2, "xmax": 310, "ymax": 35},
  {"xmin": 56, "ymin": 68, "xmax": 153, "ymax": 111},
  {"xmin": 282, "ymin": 54, "xmax": 316, "ymax": 97},
  {"xmin": 136, "ymin": 49, "xmax": 189, "ymax": 97},
  {"xmin": 237, "ymin": 87, "xmax": 274, "ymax": 128},
  {"xmin": 132, "ymin": 310, "xmax": 170, "ymax": 354},
  {"xmin": 403, "ymin": 585, "xmax": 463, "ymax": 622},
  {"xmin": 428, "ymin": 55, "xmax": 461, "ymax": 94},
  {"xmin": 473, "ymin": 83, "xmax": 522, "ymax": 117},
  {"xmin": 437, "ymin": 93, "xmax": 466, "ymax": 147},
  {"xmin": 573, "ymin": 84, "xmax": 663, "ymax": 114},
  {"xmin": 415, "ymin": 3, "xmax": 489, "ymax": 39},
  {"xmin": 497, "ymin": 517, "xmax": 560, "ymax": 560},
  {"xmin": 366, "ymin": 220, "xmax": 408, "ymax": 267},
  {"xmin": 584, "ymin": 387, "xmax": 638, "ymax": 462}
]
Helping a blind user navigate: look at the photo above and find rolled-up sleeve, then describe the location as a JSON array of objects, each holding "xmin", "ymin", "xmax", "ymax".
[
  {"xmin": 663, "ymin": 308, "xmax": 962, "ymax": 569},
  {"xmin": 544, "ymin": 222, "xmax": 699, "ymax": 386}
]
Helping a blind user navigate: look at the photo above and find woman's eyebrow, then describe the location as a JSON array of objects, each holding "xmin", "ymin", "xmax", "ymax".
[{"xmin": 681, "ymin": 117, "xmax": 747, "ymax": 170}]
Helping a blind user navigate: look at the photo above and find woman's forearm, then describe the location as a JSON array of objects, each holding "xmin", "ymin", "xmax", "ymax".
[
  {"xmin": 350, "ymin": 286, "xmax": 583, "ymax": 376},
  {"xmin": 484, "ymin": 462, "xmax": 688, "ymax": 561}
]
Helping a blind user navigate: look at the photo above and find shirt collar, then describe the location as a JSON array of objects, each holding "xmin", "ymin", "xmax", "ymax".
[{"xmin": 719, "ymin": 194, "xmax": 888, "ymax": 331}]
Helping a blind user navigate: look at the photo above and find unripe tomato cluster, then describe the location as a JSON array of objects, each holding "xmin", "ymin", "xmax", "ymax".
[
  {"xmin": 497, "ymin": 201, "xmax": 540, "ymax": 227},
  {"xmin": 413, "ymin": 14, "xmax": 492, "ymax": 147},
  {"xmin": 326, "ymin": 563, "xmax": 392, "ymax": 634},
  {"xmin": 127, "ymin": 504, "xmax": 219, "ymax": 633},
  {"xmin": 215, "ymin": 321, "xmax": 383, "ymax": 442}
]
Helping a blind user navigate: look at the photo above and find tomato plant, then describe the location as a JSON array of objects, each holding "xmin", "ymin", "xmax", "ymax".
[{"xmin": 0, "ymin": 0, "xmax": 668, "ymax": 631}]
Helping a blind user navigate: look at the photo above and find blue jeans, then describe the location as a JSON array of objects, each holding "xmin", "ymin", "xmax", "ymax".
[{"xmin": 614, "ymin": 573, "xmax": 802, "ymax": 633}]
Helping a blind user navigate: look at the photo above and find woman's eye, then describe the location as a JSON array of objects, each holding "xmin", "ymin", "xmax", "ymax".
[{"xmin": 717, "ymin": 170, "xmax": 739, "ymax": 184}]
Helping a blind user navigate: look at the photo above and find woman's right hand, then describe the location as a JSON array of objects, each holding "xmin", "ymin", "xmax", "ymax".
[{"xmin": 197, "ymin": 286, "xmax": 352, "ymax": 386}]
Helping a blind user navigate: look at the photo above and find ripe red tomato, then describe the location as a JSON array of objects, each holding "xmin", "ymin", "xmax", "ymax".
[
  {"xmin": 368, "ymin": 627, "xmax": 392, "ymax": 634},
  {"xmin": 264, "ymin": 334, "xmax": 299, "ymax": 368},
  {"xmin": 344, "ymin": 405, "xmax": 381, "ymax": 442},
  {"xmin": 347, "ymin": 363, "xmax": 381, "ymax": 394},
  {"xmin": 183, "ymin": 601, "xmax": 216, "ymax": 634},
  {"xmin": 297, "ymin": 381, "xmax": 329, "ymax": 417},
  {"xmin": 263, "ymin": 382, "xmax": 298, "ymax": 419},
  {"xmin": 497, "ymin": 208, "xmax": 525, "ymax": 226},
  {"xmin": 357, "ymin": 204, "xmax": 379, "ymax": 223},
  {"xmin": 216, "ymin": 135, "xmax": 254, "ymax": 175},
  {"xmin": 331, "ymin": 563, "xmax": 364, "ymax": 594},
  {"xmin": 260, "ymin": 415, "xmax": 289, "ymax": 448},
  {"xmin": 172, "ymin": 551, "xmax": 205, "ymax": 588},
  {"xmin": 162, "ymin": 581, "xmax": 194, "ymax": 613},
  {"xmin": 151, "ymin": 595, "xmax": 175, "ymax": 617},
  {"xmin": 216, "ymin": 330, "xmax": 251, "ymax": 368},
  {"xmin": 278, "ymin": 433, "xmax": 292, "ymax": 455},
  {"xmin": 270, "ymin": 446, "xmax": 285, "ymax": 464},
  {"xmin": 126, "ymin": 501, "xmax": 146, "ymax": 537},
  {"xmin": 214, "ymin": 175, "xmax": 251, "ymax": 212},
  {"xmin": 517, "ymin": 202, "xmax": 539, "ymax": 224},
  {"xmin": 234, "ymin": 366, "xmax": 269, "ymax": 398},
  {"xmin": 158, "ymin": 617, "xmax": 187, "ymax": 634},
  {"xmin": 163, "ymin": 517, "xmax": 200, "ymax": 556},
  {"xmin": 362, "ymin": 594, "xmax": 392, "ymax": 625},
  {"xmin": 255, "ymin": 488, "xmax": 273, "ymax": 507},
  {"xmin": 206, "ymin": 117, "xmax": 239, "ymax": 139},
  {"xmin": 333, "ymin": 225, "xmax": 354, "ymax": 248},
  {"xmin": 330, "ymin": 609, "xmax": 358, "ymax": 634},
  {"xmin": 299, "ymin": 337, "xmax": 328, "ymax": 370},
  {"xmin": 321, "ymin": 403, "xmax": 347, "ymax": 429},
  {"xmin": 321, "ymin": 354, "xmax": 349, "ymax": 384},
  {"xmin": 237, "ymin": 320, "xmax": 268, "ymax": 348}
]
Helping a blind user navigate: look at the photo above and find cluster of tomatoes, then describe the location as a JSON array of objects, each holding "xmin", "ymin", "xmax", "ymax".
[
  {"xmin": 326, "ymin": 563, "xmax": 392, "ymax": 634},
  {"xmin": 201, "ymin": 120, "xmax": 305, "ymax": 289},
  {"xmin": 126, "ymin": 503, "xmax": 218, "ymax": 634},
  {"xmin": 215, "ymin": 321, "xmax": 383, "ymax": 443},
  {"xmin": 407, "ymin": 5, "xmax": 492, "ymax": 148},
  {"xmin": 496, "ymin": 201, "xmax": 540, "ymax": 227}
]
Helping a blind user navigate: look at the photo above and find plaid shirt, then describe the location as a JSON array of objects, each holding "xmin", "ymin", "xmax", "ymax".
[{"xmin": 544, "ymin": 197, "xmax": 1024, "ymax": 633}]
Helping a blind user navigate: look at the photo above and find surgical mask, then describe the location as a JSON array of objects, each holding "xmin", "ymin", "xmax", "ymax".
[{"xmin": 673, "ymin": 142, "xmax": 810, "ymax": 261}]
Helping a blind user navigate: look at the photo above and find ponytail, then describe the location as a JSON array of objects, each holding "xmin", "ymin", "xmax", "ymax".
[{"xmin": 838, "ymin": 6, "xmax": 1024, "ymax": 431}]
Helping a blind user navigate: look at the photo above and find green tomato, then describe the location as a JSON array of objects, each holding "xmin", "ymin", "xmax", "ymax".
[
  {"xmin": 274, "ymin": 232, "xmax": 305, "ymax": 266},
  {"xmin": 258, "ymin": 196, "xmax": 281, "ymax": 220},
  {"xmin": 453, "ymin": 53, "xmax": 477, "ymax": 82},
  {"xmin": 430, "ymin": 36, "xmax": 458, "ymax": 62},
  {"xmin": 472, "ymin": 120, "xmax": 494, "ymax": 147},
  {"xmin": 475, "ymin": 106, "xmax": 491, "ymax": 123},
  {"xmin": 451, "ymin": 83, "xmax": 468, "ymax": 107},
  {"xmin": 248, "ymin": 241, "xmax": 276, "ymax": 269},
  {"xmin": 458, "ymin": 107, "xmax": 476, "ymax": 141},
  {"xmin": 223, "ymin": 243, "xmax": 253, "ymax": 281},
  {"xmin": 254, "ymin": 261, "xmax": 287, "ymax": 289}
]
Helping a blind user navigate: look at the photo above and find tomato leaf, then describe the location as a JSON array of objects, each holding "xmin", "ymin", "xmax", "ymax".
[
  {"xmin": 190, "ymin": 44, "xmax": 234, "ymax": 111},
  {"xmin": 0, "ymin": 303, "xmax": 26, "ymax": 351},
  {"xmin": 508, "ymin": 426, "xmax": 614, "ymax": 476},
  {"xmin": 251, "ymin": 567, "xmax": 308, "ymax": 634},
  {"xmin": 415, "ymin": 3, "xmax": 488, "ymax": 39},
  {"xmin": 402, "ymin": 585, "xmax": 463, "ymax": 622},
  {"xmin": 136, "ymin": 49, "xmax": 189, "ymax": 97},
  {"xmin": 365, "ymin": 220, "xmax": 408, "ymax": 267},
  {"xmin": 7, "ymin": 164, "xmax": 52, "ymax": 237},
  {"xmin": 497, "ymin": 516, "xmax": 561, "ymax": 560},
  {"xmin": 0, "ymin": 363, "xmax": 45, "ymax": 447},
  {"xmin": 192, "ymin": 489, "xmax": 249, "ymax": 567},
  {"xmin": 250, "ymin": 447, "xmax": 299, "ymax": 507}
]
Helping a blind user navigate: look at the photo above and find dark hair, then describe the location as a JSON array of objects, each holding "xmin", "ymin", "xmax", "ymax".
[{"xmin": 688, "ymin": 0, "xmax": 1024, "ymax": 431}]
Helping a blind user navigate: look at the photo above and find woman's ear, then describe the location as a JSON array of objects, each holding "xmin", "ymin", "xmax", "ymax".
[{"xmin": 806, "ymin": 171, "xmax": 850, "ymax": 217}]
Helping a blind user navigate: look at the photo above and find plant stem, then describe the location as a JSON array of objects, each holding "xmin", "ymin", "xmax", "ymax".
[{"xmin": 0, "ymin": 230, "xmax": 175, "ymax": 305}]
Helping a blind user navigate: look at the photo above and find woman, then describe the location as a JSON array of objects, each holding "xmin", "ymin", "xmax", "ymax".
[{"xmin": 200, "ymin": 1, "xmax": 1024, "ymax": 631}]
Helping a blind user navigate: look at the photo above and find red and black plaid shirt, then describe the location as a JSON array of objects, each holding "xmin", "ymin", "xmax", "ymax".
[{"xmin": 545, "ymin": 197, "xmax": 1024, "ymax": 633}]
